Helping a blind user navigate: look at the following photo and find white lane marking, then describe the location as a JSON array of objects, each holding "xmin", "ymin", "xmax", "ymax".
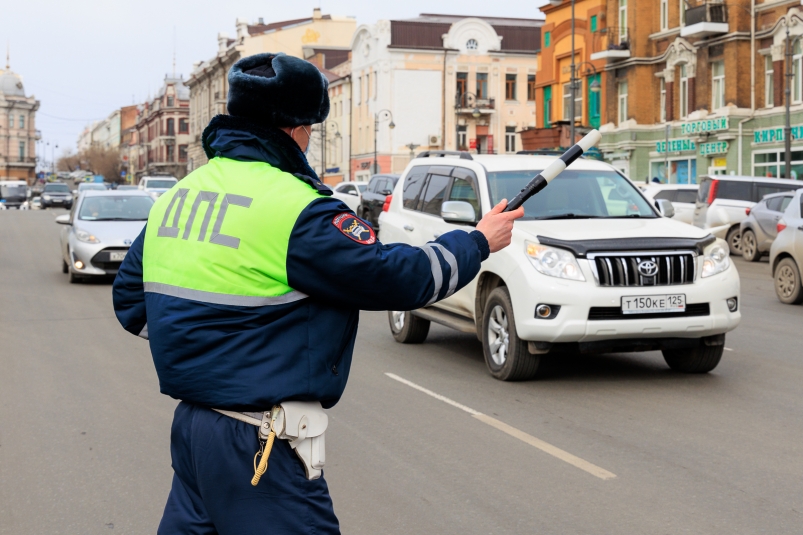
[
  {"xmin": 385, "ymin": 372, "xmax": 616, "ymax": 480},
  {"xmin": 724, "ymin": 347, "xmax": 733, "ymax": 351}
]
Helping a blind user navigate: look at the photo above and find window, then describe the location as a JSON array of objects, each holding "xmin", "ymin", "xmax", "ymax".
[
  {"xmin": 765, "ymin": 56, "xmax": 774, "ymax": 108},
  {"xmin": 457, "ymin": 125, "xmax": 467, "ymax": 149},
  {"xmin": 448, "ymin": 176, "xmax": 479, "ymax": 219},
  {"xmin": 403, "ymin": 171, "xmax": 427, "ymax": 209},
  {"xmin": 527, "ymin": 75, "xmax": 536, "ymax": 101},
  {"xmin": 167, "ymin": 145, "xmax": 175, "ymax": 162},
  {"xmin": 717, "ymin": 180, "xmax": 752, "ymax": 202},
  {"xmin": 505, "ymin": 74, "xmax": 517, "ymax": 101},
  {"xmin": 420, "ymin": 174, "xmax": 450, "ymax": 215},
  {"xmin": 766, "ymin": 196, "xmax": 784, "ymax": 212},
  {"xmin": 588, "ymin": 74, "xmax": 601, "ymax": 128},
  {"xmin": 19, "ymin": 115, "xmax": 24, "ymax": 129},
  {"xmin": 711, "ymin": 60, "xmax": 725, "ymax": 110},
  {"xmin": 653, "ymin": 190, "xmax": 676, "ymax": 201},
  {"xmin": 505, "ymin": 127, "xmax": 516, "ymax": 153},
  {"xmin": 167, "ymin": 96, "xmax": 174, "ymax": 107},
  {"xmin": 660, "ymin": 78, "xmax": 667, "ymax": 122},
  {"xmin": 179, "ymin": 145, "xmax": 188, "ymax": 162},
  {"xmin": 476, "ymin": 73, "xmax": 488, "ymax": 99},
  {"xmin": 591, "ymin": 15, "xmax": 598, "ymax": 33},
  {"xmin": 679, "ymin": 64, "xmax": 689, "ymax": 119},
  {"xmin": 19, "ymin": 141, "xmax": 25, "ymax": 160},
  {"xmin": 8, "ymin": 115, "xmax": 13, "ymax": 128},
  {"xmin": 456, "ymin": 72, "xmax": 468, "ymax": 97},
  {"xmin": 618, "ymin": 81, "xmax": 628, "ymax": 124},
  {"xmin": 753, "ymin": 150, "xmax": 803, "ymax": 179},
  {"xmin": 794, "ymin": 41, "xmax": 803, "ymax": 104},
  {"xmin": 660, "ymin": 0, "xmax": 668, "ymax": 31},
  {"xmin": 780, "ymin": 196, "xmax": 792, "ymax": 212},
  {"xmin": 680, "ymin": 0, "xmax": 686, "ymax": 26},
  {"xmin": 466, "ymin": 39, "xmax": 479, "ymax": 50},
  {"xmin": 544, "ymin": 32, "xmax": 551, "ymax": 48},
  {"xmin": 619, "ymin": 0, "xmax": 628, "ymax": 43},
  {"xmin": 675, "ymin": 190, "xmax": 698, "ymax": 204},
  {"xmin": 543, "ymin": 86, "xmax": 552, "ymax": 127},
  {"xmin": 563, "ymin": 83, "xmax": 573, "ymax": 121},
  {"xmin": 166, "ymin": 118, "xmax": 175, "ymax": 136},
  {"xmin": 179, "ymin": 118, "xmax": 188, "ymax": 133},
  {"xmin": 356, "ymin": 76, "xmax": 361, "ymax": 104}
]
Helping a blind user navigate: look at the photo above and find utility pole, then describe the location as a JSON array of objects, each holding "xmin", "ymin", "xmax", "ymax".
[
  {"xmin": 785, "ymin": 21, "xmax": 795, "ymax": 179},
  {"xmin": 569, "ymin": 0, "xmax": 576, "ymax": 145}
]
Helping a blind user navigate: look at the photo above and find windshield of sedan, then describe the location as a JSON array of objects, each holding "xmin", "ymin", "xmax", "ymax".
[
  {"xmin": 486, "ymin": 169, "xmax": 657, "ymax": 220},
  {"xmin": 78, "ymin": 196, "xmax": 154, "ymax": 221},
  {"xmin": 79, "ymin": 183, "xmax": 106, "ymax": 191},
  {"xmin": 145, "ymin": 179, "xmax": 177, "ymax": 189},
  {"xmin": 43, "ymin": 184, "xmax": 70, "ymax": 193}
]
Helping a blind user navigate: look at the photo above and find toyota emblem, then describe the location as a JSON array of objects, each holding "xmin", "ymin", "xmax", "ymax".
[
  {"xmin": 124, "ymin": 239, "xmax": 132, "ymax": 246},
  {"xmin": 637, "ymin": 260, "xmax": 659, "ymax": 277}
]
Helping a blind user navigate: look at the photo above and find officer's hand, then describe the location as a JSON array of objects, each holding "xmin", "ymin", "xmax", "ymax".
[{"xmin": 476, "ymin": 200, "xmax": 525, "ymax": 253}]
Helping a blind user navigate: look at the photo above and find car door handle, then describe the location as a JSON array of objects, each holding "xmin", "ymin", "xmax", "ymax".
[{"xmin": 403, "ymin": 225, "xmax": 414, "ymax": 232}]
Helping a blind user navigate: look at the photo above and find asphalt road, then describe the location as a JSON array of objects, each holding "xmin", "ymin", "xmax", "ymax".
[{"xmin": 2, "ymin": 209, "xmax": 803, "ymax": 535}]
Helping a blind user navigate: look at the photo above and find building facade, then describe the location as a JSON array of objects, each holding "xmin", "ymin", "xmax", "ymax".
[
  {"xmin": 129, "ymin": 76, "xmax": 191, "ymax": 181},
  {"xmin": 307, "ymin": 60, "xmax": 351, "ymax": 185},
  {"xmin": 349, "ymin": 14, "xmax": 542, "ymax": 181},
  {"xmin": 596, "ymin": 0, "xmax": 803, "ymax": 183},
  {"xmin": 0, "ymin": 63, "xmax": 40, "ymax": 183},
  {"xmin": 185, "ymin": 8, "xmax": 357, "ymax": 171}
]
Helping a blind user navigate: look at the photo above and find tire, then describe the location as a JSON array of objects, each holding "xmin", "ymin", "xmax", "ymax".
[
  {"xmin": 726, "ymin": 226, "xmax": 742, "ymax": 256},
  {"xmin": 662, "ymin": 341, "xmax": 724, "ymax": 373},
  {"xmin": 481, "ymin": 287, "xmax": 540, "ymax": 381},
  {"xmin": 774, "ymin": 257, "xmax": 803, "ymax": 305},
  {"xmin": 741, "ymin": 229, "xmax": 760, "ymax": 262},
  {"xmin": 388, "ymin": 310, "xmax": 430, "ymax": 343},
  {"xmin": 62, "ymin": 259, "xmax": 68, "ymax": 274},
  {"xmin": 68, "ymin": 269, "xmax": 82, "ymax": 284}
]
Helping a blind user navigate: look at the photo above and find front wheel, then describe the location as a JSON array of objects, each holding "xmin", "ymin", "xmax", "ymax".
[
  {"xmin": 481, "ymin": 287, "xmax": 541, "ymax": 381},
  {"xmin": 775, "ymin": 257, "xmax": 803, "ymax": 305},
  {"xmin": 726, "ymin": 226, "xmax": 742, "ymax": 256},
  {"xmin": 662, "ymin": 341, "xmax": 724, "ymax": 373},
  {"xmin": 388, "ymin": 310, "xmax": 430, "ymax": 343},
  {"xmin": 62, "ymin": 259, "xmax": 68, "ymax": 274},
  {"xmin": 741, "ymin": 229, "xmax": 761, "ymax": 262}
]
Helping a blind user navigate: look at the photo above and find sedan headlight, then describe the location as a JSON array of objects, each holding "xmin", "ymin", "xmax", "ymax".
[
  {"xmin": 525, "ymin": 241, "xmax": 585, "ymax": 281},
  {"xmin": 75, "ymin": 229, "xmax": 100, "ymax": 244},
  {"xmin": 42, "ymin": 194, "xmax": 51, "ymax": 200},
  {"xmin": 702, "ymin": 243, "xmax": 730, "ymax": 278}
]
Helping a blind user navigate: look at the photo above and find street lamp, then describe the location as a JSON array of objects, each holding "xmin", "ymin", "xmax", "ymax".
[
  {"xmin": 320, "ymin": 121, "xmax": 340, "ymax": 181},
  {"xmin": 373, "ymin": 109, "xmax": 394, "ymax": 175},
  {"xmin": 784, "ymin": 20, "xmax": 802, "ymax": 179},
  {"xmin": 550, "ymin": 0, "xmax": 578, "ymax": 143}
]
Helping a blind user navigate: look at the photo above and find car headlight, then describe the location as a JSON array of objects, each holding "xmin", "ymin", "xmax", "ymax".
[
  {"xmin": 702, "ymin": 243, "xmax": 730, "ymax": 278},
  {"xmin": 525, "ymin": 241, "xmax": 585, "ymax": 281},
  {"xmin": 42, "ymin": 195, "xmax": 51, "ymax": 200},
  {"xmin": 75, "ymin": 229, "xmax": 100, "ymax": 244}
]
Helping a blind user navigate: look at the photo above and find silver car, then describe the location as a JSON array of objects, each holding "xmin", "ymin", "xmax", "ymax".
[
  {"xmin": 739, "ymin": 191, "xmax": 795, "ymax": 262},
  {"xmin": 769, "ymin": 188, "xmax": 803, "ymax": 304},
  {"xmin": 56, "ymin": 190, "xmax": 154, "ymax": 283}
]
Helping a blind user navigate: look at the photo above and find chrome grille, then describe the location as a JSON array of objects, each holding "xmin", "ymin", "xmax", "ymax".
[{"xmin": 588, "ymin": 251, "xmax": 696, "ymax": 287}]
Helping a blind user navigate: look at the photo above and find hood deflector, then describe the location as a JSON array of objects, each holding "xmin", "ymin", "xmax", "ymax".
[{"xmin": 536, "ymin": 235, "xmax": 717, "ymax": 258}]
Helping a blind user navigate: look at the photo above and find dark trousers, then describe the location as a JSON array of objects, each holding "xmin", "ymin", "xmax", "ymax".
[{"xmin": 158, "ymin": 402, "xmax": 340, "ymax": 535}]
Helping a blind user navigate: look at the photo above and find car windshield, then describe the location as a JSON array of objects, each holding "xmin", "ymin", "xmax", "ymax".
[
  {"xmin": 116, "ymin": 185, "xmax": 138, "ymax": 190},
  {"xmin": 486, "ymin": 169, "xmax": 657, "ymax": 220},
  {"xmin": 43, "ymin": 184, "xmax": 70, "ymax": 193},
  {"xmin": 1, "ymin": 184, "xmax": 27, "ymax": 196},
  {"xmin": 145, "ymin": 180, "xmax": 177, "ymax": 189},
  {"xmin": 78, "ymin": 196, "xmax": 154, "ymax": 221},
  {"xmin": 79, "ymin": 184, "xmax": 106, "ymax": 191}
]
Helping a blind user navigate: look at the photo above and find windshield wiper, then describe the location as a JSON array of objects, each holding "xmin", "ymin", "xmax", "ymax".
[
  {"xmin": 608, "ymin": 214, "xmax": 655, "ymax": 218},
  {"xmin": 535, "ymin": 214, "xmax": 603, "ymax": 220},
  {"xmin": 86, "ymin": 217, "xmax": 147, "ymax": 221}
]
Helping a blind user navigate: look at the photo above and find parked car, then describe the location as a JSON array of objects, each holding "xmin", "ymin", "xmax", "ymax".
[
  {"xmin": 115, "ymin": 185, "xmax": 139, "ymax": 191},
  {"xmin": 693, "ymin": 175, "xmax": 803, "ymax": 255},
  {"xmin": 641, "ymin": 184, "xmax": 699, "ymax": 224},
  {"xmin": 40, "ymin": 182, "xmax": 73, "ymax": 209},
  {"xmin": 0, "ymin": 180, "xmax": 29, "ymax": 209},
  {"xmin": 378, "ymin": 153, "xmax": 741, "ymax": 380},
  {"xmin": 331, "ymin": 181, "xmax": 368, "ymax": 212},
  {"xmin": 739, "ymin": 191, "xmax": 795, "ymax": 262},
  {"xmin": 769, "ymin": 189, "xmax": 803, "ymax": 304},
  {"xmin": 138, "ymin": 176, "xmax": 178, "ymax": 198},
  {"xmin": 73, "ymin": 182, "xmax": 107, "ymax": 200},
  {"xmin": 55, "ymin": 190, "xmax": 154, "ymax": 283},
  {"xmin": 357, "ymin": 174, "xmax": 400, "ymax": 228}
]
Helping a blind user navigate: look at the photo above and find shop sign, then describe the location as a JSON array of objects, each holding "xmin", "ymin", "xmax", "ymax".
[
  {"xmin": 699, "ymin": 141, "xmax": 729, "ymax": 156},
  {"xmin": 713, "ymin": 158, "xmax": 727, "ymax": 167},
  {"xmin": 753, "ymin": 125, "xmax": 803, "ymax": 144},
  {"xmin": 681, "ymin": 117, "xmax": 729, "ymax": 135},
  {"xmin": 656, "ymin": 138, "xmax": 697, "ymax": 153}
]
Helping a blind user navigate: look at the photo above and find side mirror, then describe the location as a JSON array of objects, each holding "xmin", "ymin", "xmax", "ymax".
[
  {"xmin": 441, "ymin": 201, "xmax": 477, "ymax": 225},
  {"xmin": 381, "ymin": 189, "xmax": 393, "ymax": 196},
  {"xmin": 55, "ymin": 214, "xmax": 71, "ymax": 225},
  {"xmin": 655, "ymin": 198, "xmax": 675, "ymax": 218}
]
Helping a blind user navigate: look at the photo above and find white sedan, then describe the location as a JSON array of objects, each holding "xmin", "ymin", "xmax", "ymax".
[{"xmin": 331, "ymin": 181, "xmax": 367, "ymax": 212}]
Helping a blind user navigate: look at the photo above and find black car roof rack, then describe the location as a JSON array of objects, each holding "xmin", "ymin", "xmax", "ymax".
[
  {"xmin": 416, "ymin": 150, "xmax": 473, "ymax": 160},
  {"xmin": 517, "ymin": 150, "xmax": 568, "ymax": 156}
]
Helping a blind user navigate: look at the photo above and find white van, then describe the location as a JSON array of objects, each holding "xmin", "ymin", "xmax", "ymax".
[
  {"xmin": 0, "ymin": 180, "xmax": 29, "ymax": 209},
  {"xmin": 138, "ymin": 176, "xmax": 178, "ymax": 198}
]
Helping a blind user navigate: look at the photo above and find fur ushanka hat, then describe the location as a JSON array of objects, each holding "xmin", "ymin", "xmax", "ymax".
[{"xmin": 227, "ymin": 52, "xmax": 330, "ymax": 127}]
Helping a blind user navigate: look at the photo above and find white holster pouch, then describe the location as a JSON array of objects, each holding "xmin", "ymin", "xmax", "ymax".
[{"xmin": 273, "ymin": 401, "xmax": 328, "ymax": 480}]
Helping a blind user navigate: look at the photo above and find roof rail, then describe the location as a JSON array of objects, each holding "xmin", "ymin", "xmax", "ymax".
[
  {"xmin": 416, "ymin": 150, "xmax": 473, "ymax": 160},
  {"xmin": 516, "ymin": 150, "xmax": 567, "ymax": 156}
]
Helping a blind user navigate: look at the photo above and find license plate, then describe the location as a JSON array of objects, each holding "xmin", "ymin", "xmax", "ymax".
[
  {"xmin": 52, "ymin": 199, "xmax": 63, "ymax": 203},
  {"xmin": 621, "ymin": 294, "xmax": 686, "ymax": 314},
  {"xmin": 109, "ymin": 251, "xmax": 127, "ymax": 261}
]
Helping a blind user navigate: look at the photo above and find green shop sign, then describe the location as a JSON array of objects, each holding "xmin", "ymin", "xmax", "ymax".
[
  {"xmin": 753, "ymin": 125, "xmax": 803, "ymax": 144},
  {"xmin": 681, "ymin": 117, "xmax": 729, "ymax": 135},
  {"xmin": 699, "ymin": 141, "xmax": 729, "ymax": 156},
  {"xmin": 656, "ymin": 138, "xmax": 697, "ymax": 153}
]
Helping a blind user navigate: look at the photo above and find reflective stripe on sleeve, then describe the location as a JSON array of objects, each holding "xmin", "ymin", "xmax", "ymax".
[
  {"xmin": 418, "ymin": 245, "xmax": 443, "ymax": 306},
  {"xmin": 425, "ymin": 243, "xmax": 459, "ymax": 298},
  {"xmin": 144, "ymin": 282, "xmax": 308, "ymax": 307}
]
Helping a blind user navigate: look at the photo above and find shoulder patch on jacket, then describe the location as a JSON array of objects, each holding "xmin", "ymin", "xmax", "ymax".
[{"xmin": 332, "ymin": 213, "xmax": 376, "ymax": 245}]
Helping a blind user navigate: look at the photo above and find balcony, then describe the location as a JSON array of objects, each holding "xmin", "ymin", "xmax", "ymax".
[
  {"xmin": 589, "ymin": 26, "xmax": 631, "ymax": 62},
  {"xmin": 681, "ymin": 3, "xmax": 728, "ymax": 39},
  {"xmin": 455, "ymin": 95, "xmax": 495, "ymax": 115}
]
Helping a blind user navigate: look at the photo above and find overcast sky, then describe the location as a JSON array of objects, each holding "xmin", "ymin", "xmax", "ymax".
[{"xmin": 2, "ymin": 0, "xmax": 548, "ymax": 159}]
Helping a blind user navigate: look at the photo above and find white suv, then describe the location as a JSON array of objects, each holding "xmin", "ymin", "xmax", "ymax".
[{"xmin": 379, "ymin": 153, "xmax": 741, "ymax": 380}]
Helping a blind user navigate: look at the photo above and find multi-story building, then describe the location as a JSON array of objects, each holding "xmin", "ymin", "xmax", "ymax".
[
  {"xmin": 129, "ymin": 76, "xmax": 191, "ymax": 180},
  {"xmin": 522, "ymin": 0, "xmax": 606, "ymax": 151},
  {"xmin": 306, "ymin": 57, "xmax": 351, "ymax": 185},
  {"xmin": 0, "ymin": 62, "xmax": 40, "ymax": 183},
  {"xmin": 185, "ymin": 8, "xmax": 357, "ymax": 171},
  {"xmin": 349, "ymin": 14, "xmax": 542, "ymax": 180},
  {"xmin": 597, "ymin": 0, "xmax": 803, "ymax": 183}
]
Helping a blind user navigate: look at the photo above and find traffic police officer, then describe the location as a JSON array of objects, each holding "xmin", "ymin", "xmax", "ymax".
[{"xmin": 113, "ymin": 52, "xmax": 523, "ymax": 534}]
